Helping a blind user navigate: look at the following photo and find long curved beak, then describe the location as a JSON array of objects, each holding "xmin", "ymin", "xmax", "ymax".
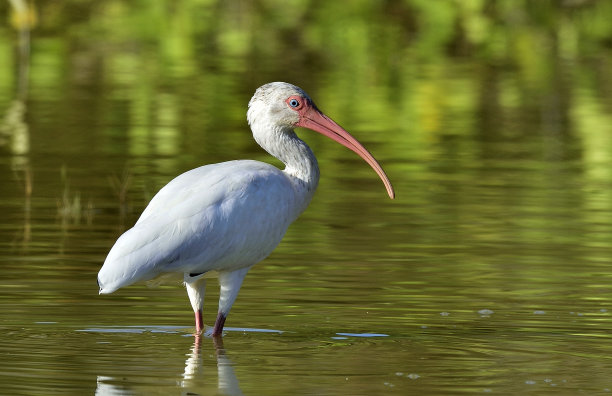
[{"xmin": 297, "ymin": 106, "xmax": 395, "ymax": 199}]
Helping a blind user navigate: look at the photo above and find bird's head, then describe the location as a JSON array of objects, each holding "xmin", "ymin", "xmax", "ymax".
[
  {"xmin": 248, "ymin": 82, "xmax": 395, "ymax": 199},
  {"xmin": 247, "ymin": 82, "xmax": 313, "ymax": 129}
]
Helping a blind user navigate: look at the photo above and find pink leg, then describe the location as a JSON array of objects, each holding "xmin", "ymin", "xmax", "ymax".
[
  {"xmin": 194, "ymin": 309, "xmax": 203, "ymax": 334},
  {"xmin": 212, "ymin": 312, "xmax": 226, "ymax": 337}
]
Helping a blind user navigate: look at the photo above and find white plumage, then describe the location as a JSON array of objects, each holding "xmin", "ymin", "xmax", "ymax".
[{"xmin": 98, "ymin": 82, "xmax": 394, "ymax": 336}]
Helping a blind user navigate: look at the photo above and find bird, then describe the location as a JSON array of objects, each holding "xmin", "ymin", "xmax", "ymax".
[{"xmin": 97, "ymin": 82, "xmax": 395, "ymax": 337}]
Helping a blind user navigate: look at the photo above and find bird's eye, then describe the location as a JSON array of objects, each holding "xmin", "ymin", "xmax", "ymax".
[{"xmin": 289, "ymin": 98, "xmax": 300, "ymax": 108}]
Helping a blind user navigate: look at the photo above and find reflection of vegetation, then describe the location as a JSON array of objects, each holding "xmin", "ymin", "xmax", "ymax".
[
  {"xmin": 1, "ymin": 1, "xmax": 609, "ymax": 163},
  {"xmin": 57, "ymin": 166, "xmax": 94, "ymax": 225},
  {"xmin": 3, "ymin": 0, "xmax": 34, "ymax": 248},
  {"xmin": 2, "ymin": 0, "xmax": 32, "ymax": 154},
  {"xmin": 57, "ymin": 166, "xmax": 82, "ymax": 224},
  {"xmin": 0, "ymin": 100, "xmax": 28, "ymax": 154},
  {"xmin": 0, "ymin": 0, "xmax": 610, "ymax": 257},
  {"xmin": 108, "ymin": 166, "xmax": 133, "ymax": 221}
]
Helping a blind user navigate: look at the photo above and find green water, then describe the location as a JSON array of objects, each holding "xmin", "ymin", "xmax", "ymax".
[{"xmin": 2, "ymin": 1, "xmax": 612, "ymax": 394}]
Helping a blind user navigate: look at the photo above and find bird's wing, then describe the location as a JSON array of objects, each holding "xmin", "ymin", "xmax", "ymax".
[
  {"xmin": 135, "ymin": 161, "xmax": 235, "ymax": 225},
  {"xmin": 98, "ymin": 160, "xmax": 296, "ymax": 293}
]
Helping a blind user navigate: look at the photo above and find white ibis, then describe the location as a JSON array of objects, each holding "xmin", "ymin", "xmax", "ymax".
[{"xmin": 97, "ymin": 82, "xmax": 395, "ymax": 336}]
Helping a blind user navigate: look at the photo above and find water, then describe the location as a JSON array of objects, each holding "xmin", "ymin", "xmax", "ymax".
[{"xmin": 2, "ymin": 1, "xmax": 612, "ymax": 395}]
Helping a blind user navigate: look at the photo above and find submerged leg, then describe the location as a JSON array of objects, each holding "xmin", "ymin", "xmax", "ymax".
[
  {"xmin": 185, "ymin": 276, "xmax": 206, "ymax": 334},
  {"xmin": 212, "ymin": 267, "xmax": 250, "ymax": 337}
]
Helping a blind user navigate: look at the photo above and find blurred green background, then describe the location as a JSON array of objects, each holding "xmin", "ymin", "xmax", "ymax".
[{"xmin": 2, "ymin": 0, "xmax": 612, "ymax": 167}]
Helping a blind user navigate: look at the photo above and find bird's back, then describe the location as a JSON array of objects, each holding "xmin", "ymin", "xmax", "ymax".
[{"xmin": 98, "ymin": 160, "xmax": 298, "ymax": 293}]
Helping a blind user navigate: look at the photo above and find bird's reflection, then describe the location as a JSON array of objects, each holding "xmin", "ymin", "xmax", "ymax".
[
  {"xmin": 95, "ymin": 333, "xmax": 243, "ymax": 396},
  {"xmin": 182, "ymin": 335, "xmax": 243, "ymax": 396}
]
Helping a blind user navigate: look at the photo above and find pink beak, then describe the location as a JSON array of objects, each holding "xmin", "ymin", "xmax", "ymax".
[{"xmin": 297, "ymin": 105, "xmax": 395, "ymax": 199}]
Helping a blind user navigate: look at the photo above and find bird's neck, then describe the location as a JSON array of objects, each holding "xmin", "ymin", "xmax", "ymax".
[{"xmin": 253, "ymin": 124, "xmax": 320, "ymax": 211}]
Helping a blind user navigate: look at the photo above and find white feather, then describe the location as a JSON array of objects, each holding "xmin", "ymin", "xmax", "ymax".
[{"xmin": 98, "ymin": 160, "xmax": 299, "ymax": 294}]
